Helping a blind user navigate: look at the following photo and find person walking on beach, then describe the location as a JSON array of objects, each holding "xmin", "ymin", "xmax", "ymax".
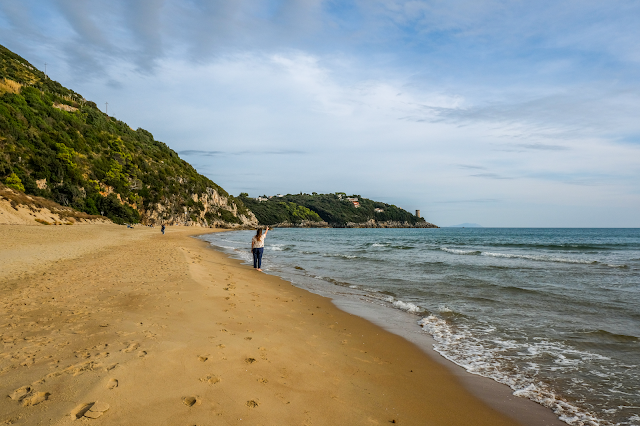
[
  {"xmin": 251, "ymin": 226, "xmax": 269, "ymax": 271},
  {"xmin": 161, "ymin": 224, "xmax": 165, "ymax": 235}
]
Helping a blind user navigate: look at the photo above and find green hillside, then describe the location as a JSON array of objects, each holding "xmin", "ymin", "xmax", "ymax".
[
  {"xmin": 238, "ymin": 193, "xmax": 323, "ymax": 225},
  {"xmin": 0, "ymin": 44, "xmax": 253, "ymax": 226},
  {"xmin": 239, "ymin": 192, "xmax": 433, "ymax": 227}
]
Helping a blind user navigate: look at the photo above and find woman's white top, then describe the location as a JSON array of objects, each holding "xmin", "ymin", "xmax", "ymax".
[{"xmin": 252, "ymin": 235, "xmax": 265, "ymax": 248}]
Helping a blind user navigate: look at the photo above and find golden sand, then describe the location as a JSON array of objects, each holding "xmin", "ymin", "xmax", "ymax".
[{"xmin": 1, "ymin": 225, "xmax": 528, "ymax": 425}]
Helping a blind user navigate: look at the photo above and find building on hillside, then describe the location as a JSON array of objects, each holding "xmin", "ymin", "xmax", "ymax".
[
  {"xmin": 256, "ymin": 197, "xmax": 268, "ymax": 202},
  {"xmin": 374, "ymin": 208, "xmax": 384, "ymax": 213},
  {"xmin": 344, "ymin": 197, "xmax": 360, "ymax": 208},
  {"xmin": 416, "ymin": 210, "xmax": 421, "ymax": 218}
]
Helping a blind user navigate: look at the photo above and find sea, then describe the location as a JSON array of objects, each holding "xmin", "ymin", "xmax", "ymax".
[{"xmin": 199, "ymin": 228, "xmax": 640, "ymax": 426}]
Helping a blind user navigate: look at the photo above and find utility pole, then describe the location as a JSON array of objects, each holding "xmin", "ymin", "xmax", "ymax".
[{"xmin": 105, "ymin": 102, "xmax": 108, "ymax": 115}]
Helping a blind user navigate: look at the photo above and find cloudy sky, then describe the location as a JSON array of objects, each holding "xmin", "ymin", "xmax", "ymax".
[{"xmin": 2, "ymin": 1, "xmax": 640, "ymax": 227}]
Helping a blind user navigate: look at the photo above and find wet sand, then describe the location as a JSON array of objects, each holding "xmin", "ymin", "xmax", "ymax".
[{"xmin": 1, "ymin": 225, "xmax": 548, "ymax": 425}]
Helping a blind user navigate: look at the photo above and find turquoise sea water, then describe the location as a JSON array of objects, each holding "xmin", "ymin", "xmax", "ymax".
[{"xmin": 200, "ymin": 228, "xmax": 640, "ymax": 426}]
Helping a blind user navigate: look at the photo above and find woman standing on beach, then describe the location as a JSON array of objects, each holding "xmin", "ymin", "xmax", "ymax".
[{"xmin": 251, "ymin": 226, "xmax": 269, "ymax": 271}]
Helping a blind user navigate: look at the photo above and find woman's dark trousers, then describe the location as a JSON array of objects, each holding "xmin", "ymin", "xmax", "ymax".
[{"xmin": 252, "ymin": 248, "xmax": 264, "ymax": 269}]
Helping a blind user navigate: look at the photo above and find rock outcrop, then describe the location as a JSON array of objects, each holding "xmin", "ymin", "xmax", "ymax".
[
  {"xmin": 140, "ymin": 187, "xmax": 258, "ymax": 228},
  {"xmin": 343, "ymin": 219, "xmax": 439, "ymax": 228},
  {"xmin": 269, "ymin": 219, "xmax": 438, "ymax": 229}
]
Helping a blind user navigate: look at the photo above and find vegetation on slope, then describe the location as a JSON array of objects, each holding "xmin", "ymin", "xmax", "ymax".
[
  {"xmin": 239, "ymin": 192, "xmax": 426, "ymax": 226},
  {"xmin": 0, "ymin": 44, "xmax": 251, "ymax": 225},
  {"xmin": 238, "ymin": 193, "xmax": 323, "ymax": 225}
]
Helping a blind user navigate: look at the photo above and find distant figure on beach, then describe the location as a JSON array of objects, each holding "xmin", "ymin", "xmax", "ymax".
[
  {"xmin": 251, "ymin": 226, "xmax": 269, "ymax": 271},
  {"xmin": 161, "ymin": 224, "xmax": 165, "ymax": 235}
]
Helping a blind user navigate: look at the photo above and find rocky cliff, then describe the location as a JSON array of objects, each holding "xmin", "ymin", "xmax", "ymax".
[
  {"xmin": 342, "ymin": 219, "xmax": 438, "ymax": 228},
  {"xmin": 140, "ymin": 188, "xmax": 257, "ymax": 228}
]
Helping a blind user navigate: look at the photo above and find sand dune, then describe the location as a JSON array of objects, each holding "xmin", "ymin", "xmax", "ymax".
[{"xmin": 0, "ymin": 184, "xmax": 106, "ymax": 226}]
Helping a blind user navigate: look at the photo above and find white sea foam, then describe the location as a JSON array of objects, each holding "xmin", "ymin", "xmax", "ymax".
[
  {"xmin": 372, "ymin": 243, "xmax": 389, "ymax": 247},
  {"xmin": 392, "ymin": 299, "xmax": 422, "ymax": 313},
  {"xmin": 481, "ymin": 251, "xmax": 597, "ymax": 264},
  {"xmin": 418, "ymin": 315, "xmax": 612, "ymax": 426},
  {"xmin": 323, "ymin": 253, "xmax": 358, "ymax": 259},
  {"xmin": 440, "ymin": 247, "xmax": 605, "ymax": 265},
  {"xmin": 440, "ymin": 247, "xmax": 481, "ymax": 255}
]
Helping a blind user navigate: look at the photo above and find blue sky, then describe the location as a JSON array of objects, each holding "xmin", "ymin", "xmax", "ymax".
[{"xmin": 2, "ymin": 0, "xmax": 640, "ymax": 226}]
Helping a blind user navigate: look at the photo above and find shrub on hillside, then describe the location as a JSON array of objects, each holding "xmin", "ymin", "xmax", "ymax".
[{"xmin": 4, "ymin": 172, "xmax": 24, "ymax": 192}]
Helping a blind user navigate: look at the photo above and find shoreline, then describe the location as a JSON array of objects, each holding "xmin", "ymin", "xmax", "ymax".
[
  {"xmin": 1, "ymin": 224, "xmax": 556, "ymax": 425},
  {"xmin": 201, "ymin": 230, "xmax": 565, "ymax": 426}
]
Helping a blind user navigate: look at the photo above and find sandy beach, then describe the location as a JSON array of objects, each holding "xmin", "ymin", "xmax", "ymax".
[{"xmin": 1, "ymin": 225, "xmax": 549, "ymax": 425}]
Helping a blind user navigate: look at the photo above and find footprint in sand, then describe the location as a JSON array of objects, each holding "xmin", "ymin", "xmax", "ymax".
[
  {"xmin": 92, "ymin": 343, "xmax": 109, "ymax": 350},
  {"xmin": 122, "ymin": 343, "xmax": 139, "ymax": 353},
  {"xmin": 137, "ymin": 351, "xmax": 147, "ymax": 358},
  {"xmin": 198, "ymin": 355, "xmax": 208, "ymax": 362},
  {"xmin": 245, "ymin": 358, "xmax": 256, "ymax": 364},
  {"xmin": 107, "ymin": 379, "xmax": 118, "ymax": 389},
  {"xmin": 9, "ymin": 386, "xmax": 50, "ymax": 407},
  {"xmin": 258, "ymin": 378, "xmax": 268, "ymax": 384},
  {"xmin": 72, "ymin": 401, "xmax": 110, "ymax": 419},
  {"xmin": 21, "ymin": 357, "xmax": 35, "ymax": 367},
  {"xmin": 9, "ymin": 386, "xmax": 32, "ymax": 401},
  {"xmin": 22, "ymin": 392, "xmax": 51, "ymax": 407},
  {"xmin": 183, "ymin": 396, "xmax": 199, "ymax": 407},
  {"xmin": 246, "ymin": 400, "xmax": 259, "ymax": 408},
  {"xmin": 199, "ymin": 374, "xmax": 221, "ymax": 385}
]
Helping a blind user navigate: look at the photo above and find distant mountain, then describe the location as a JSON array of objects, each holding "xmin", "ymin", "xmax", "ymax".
[
  {"xmin": 446, "ymin": 223, "xmax": 483, "ymax": 228},
  {"xmin": 239, "ymin": 192, "xmax": 438, "ymax": 228},
  {"xmin": 0, "ymin": 44, "xmax": 256, "ymax": 226}
]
